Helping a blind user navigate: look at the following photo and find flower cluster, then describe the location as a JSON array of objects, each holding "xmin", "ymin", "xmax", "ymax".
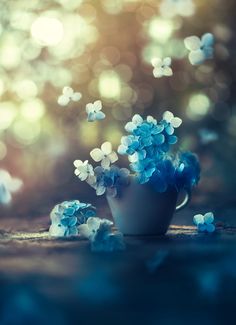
[
  {"xmin": 118, "ymin": 111, "xmax": 184, "ymax": 185},
  {"xmin": 74, "ymin": 111, "xmax": 200, "ymax": 196},
  {"xmin": 184, "ymin": 33, "xmax": 214, "ymax": 65},
  {"xmin": 0, "ymin": 169, "xmax": 23, "ymax": 205},
  {"xmin": 193, "ymin": 212, "xmax": 216, "ymax": 233},
  {"xmin": 49, "ymin": 200, "xmax": 96, "ymax": 237},
  {"xmin": 78, "ymin": 217, "xmax": 125, "ymax": 252}
]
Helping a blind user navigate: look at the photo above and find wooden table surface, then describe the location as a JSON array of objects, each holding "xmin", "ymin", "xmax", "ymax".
[{"xmin": 0, "ymin": 213, "xmax": 236, "ymax": 325}]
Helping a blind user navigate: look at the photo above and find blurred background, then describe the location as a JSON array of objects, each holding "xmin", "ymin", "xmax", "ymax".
[{"xmin": 0, "ymin": 0, "xmax": 236, "ymax": 221}]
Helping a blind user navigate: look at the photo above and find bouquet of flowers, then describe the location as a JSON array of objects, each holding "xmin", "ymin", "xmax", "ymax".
[{"xmin": 73, "ymin": 110, "xmax": 200, "ymax": 197}]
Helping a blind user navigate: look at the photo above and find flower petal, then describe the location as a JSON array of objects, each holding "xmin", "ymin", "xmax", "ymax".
[
  {"xmin": 101, "ymin": 141, "xmax": 112, "ymax": 155},
  {"xmin": 172, "ymin": 117, "xmax": 182, "ymax": 128},
  {"xmin": 108, "ymin": 151, "xmax": 118, "ymax": 164},
  {"xmin": 163, "ymin": 111, "xmax": 174, "ymax": 123},
  {"xmin": 184, "ymin": 36, "xmax": 201, "ymax": 51},
  {"xmin": 94, "ymin": 100, "xmax": 102, "ymax": 111},
  {"xmin": 71, "ymin": 92, "xmax": 82, "ymax": 101},
  {"xmin": 62, "ymin": 86, "xmax": 73, "ymax": 97},
  {"xmin": 90, "ymin": 148, "xmax": 104, "ymax": 162},
  {"xmin": 204, "ymin": 212, "xmax": 214, "ymax": 224},
  {"xmin": 151, "ymin": 57, "xmax": 162, "ymax": 67}
]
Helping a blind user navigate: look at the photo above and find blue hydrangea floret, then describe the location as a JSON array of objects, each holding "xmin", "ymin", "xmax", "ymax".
[{"xmin": 193, "ymin": 212, "xmax": 215, "ymax": 233}]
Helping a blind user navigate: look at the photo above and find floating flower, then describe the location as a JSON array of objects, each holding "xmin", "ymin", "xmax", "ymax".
[
  {"xmin": 86, "ymin": 100, "xmax": 106, "ymax": 122},
  {"xmin": 184, "ymin": 33, "xmax": 214, "ymax": 65},
  {"xmin": 0, "ymin": 169, "xmax": 22, "ymax": 205},
  {"xmin": 193, "ymin": 212, "xmax": 215, "ymax": 233},
  {"xmin": 73, "ymin": 159, "xmax": 95, "ymax": 183},
  {"xmin": 78, "ymin": 217, "xmax": 125, "ymax": 252},
  {"xmin": 151, "ymin": 57, "xmax": 173, "ymax": 78},
  {"xmin": 57, "ymin": 86, "xmax": 82, "ymax": 106},
  {"xmin": 49, "ymin": 200, "xmax": 96, "ymax": 237},
  {"xmin": 199, "ymin": 129, "xmax": 218, "ymax": 145},
  {"xmin": 90, "ymin": 142, "xmax": 118, "ymax": 169},
  {"xmin": 160, "ymin": 0, "xmax": 195, "ymax": 18}
]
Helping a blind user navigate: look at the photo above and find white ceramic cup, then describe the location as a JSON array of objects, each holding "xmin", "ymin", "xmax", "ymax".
[{"xmin": 107, "ymin": 176, "xmax": 190, "ymax": 235}]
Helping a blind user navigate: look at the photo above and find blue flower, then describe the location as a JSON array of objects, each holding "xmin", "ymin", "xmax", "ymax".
[
  {"xmin": 130, "ymin": 158, "xmax": 156, "ymax": 184},
  {"xmin": 91, "ymin": 165, "xmax": 130, "ymax": 197},
  {"xmin": 118, "ymin": 135, "xmax": 140, "ymax": 156},
  {"xmin": 150, "ymin": 159, "xmax": 175, "ymax": 192},
  {"xmin": 175, "ymin": 152, "xmax": 201, "ymax": 190},
  {"xmin": 193, "ymin": 212, "xmax": 215, "ymax": 233},
  {"xmin": 184, "ymin": 33, "xmax": 214, "ymax": 65},
  {"xmin": 78, "ymin": 217, "xmax": 125, "ymax": 252},
  {"xmin": 49, "ymin": 200, "xmax": 96, "ymax": 237}
]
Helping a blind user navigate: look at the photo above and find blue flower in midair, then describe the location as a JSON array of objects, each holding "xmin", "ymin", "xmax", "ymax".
[
  {"xmin": 49, "ymin": 200, "xmax": 96, "ymax": 237},
  {"xmin": 193, "ymin": 212, "xmax": 215, "ymax": 233},
  {"xmin": 184, "ymin": 33, "xmax": 214, "ymax": 65}
]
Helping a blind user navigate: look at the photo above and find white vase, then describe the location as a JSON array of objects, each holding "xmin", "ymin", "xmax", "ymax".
[{"xmin": 107, "ymin": 176, "xmax": 190, "ymax": 235}]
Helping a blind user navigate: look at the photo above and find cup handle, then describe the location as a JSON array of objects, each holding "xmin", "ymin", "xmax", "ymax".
[{"xmin": 175, "ymin": 189, "xmax": 191, "ymax": 212}]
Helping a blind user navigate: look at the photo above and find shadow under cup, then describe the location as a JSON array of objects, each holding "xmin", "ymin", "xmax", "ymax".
[{"xmin": 107, "ymin": 177, "xmax": 190, "ymax": 236}]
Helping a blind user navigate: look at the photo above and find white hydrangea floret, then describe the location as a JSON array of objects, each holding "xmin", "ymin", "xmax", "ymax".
[{"xmin": 90, "ymin": 142, "xmax": 118, "ymax": 169}]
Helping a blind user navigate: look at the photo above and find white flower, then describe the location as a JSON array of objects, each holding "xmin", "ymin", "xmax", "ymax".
[
  {"xmin": 73, "ymin": 160, "xmax": 95, "ymax": 184},
  {"xmin": 163, "ymin": 111, "xmax": 182, "ymax": 128},
  {"xmin": 125, "ymin": 114, "xmax": 143, "ymax": 132},
  {"xmin": 57, "ymin": 86, "xmax": 82, "ymax": 106},
  {"xmin": 160, "ymin": 0, "xmax": 195, "ymax": 18},
  {"xmin": 78, "ymin": 217, "xmax": 125, "ymax": 252},
  {"xmin": 184, "ymin": 33, "xmax": 214, "ymax": 65},
  {"xmin": 151, "ymin": 57, "xmax": 173, "ymax": 78},
  {"xmin": 0, "ymin": 169, "xmax": 23, "ymax": 205},
  {"xmin": 86, "ymin": 100, "xmax": 106, "ymax": 122},
  {"xmin": 90, "ymin": 142, "xmax": 118, "ymax": 169}
]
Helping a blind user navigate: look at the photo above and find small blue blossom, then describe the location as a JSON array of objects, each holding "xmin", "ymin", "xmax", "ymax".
[
  {"xmin": 130, "ymin": 158, "xmax": 156, "ymax": 184},
  {"xmin": 150, "ymin": 159, "xmax": 175, "ymax": 192},
  {"xmin": 118, "ymin": 135, "xmax": 140, "ymax": 156},
  {"xmin": 175, "ymin": 152, "xmax": 201, "ymax": 191},
  {"xmin": 184, "ymin": 33, "xmax": 214, "ymax": 65},
  {"xmin": 49, "ymin": 200, "xmax": 96, "ymax": 237},
  {"xmin": 193, "ymin": 212, "xmax": 215, "ymax": 233},
  {"xmin": 91, "ymin": 165, "xmax": 130, "ymax": 197},
  {"xmin": 86, "ymin": 100, "xmax": 106, "ymax": 122},
  {"xmin": 78, "ymin": 217, "xmax": 126, "ymax": 252}
]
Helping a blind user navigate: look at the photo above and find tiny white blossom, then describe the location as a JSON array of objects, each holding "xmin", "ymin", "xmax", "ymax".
[
  {"xmin": 57, "ymin": 86, "xmax": 82, "ymax": 106},
  {"xmin": 73, "ymin": 160, "xmax": 95, "ymax": 182},
  {"xmin": 163, "ymin": 111, "xmax": 182, "ymax": 128},
  {"xmin": 86, "ymin": 100, "xmax": 105, "ymax": 122},
  {"xmin": 151, "ymin": 57, "xmax": 173, "ymax": 78},
  {"xmin": 90, "ymin": 142, "xmax": 118, "ymax": 169}
]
